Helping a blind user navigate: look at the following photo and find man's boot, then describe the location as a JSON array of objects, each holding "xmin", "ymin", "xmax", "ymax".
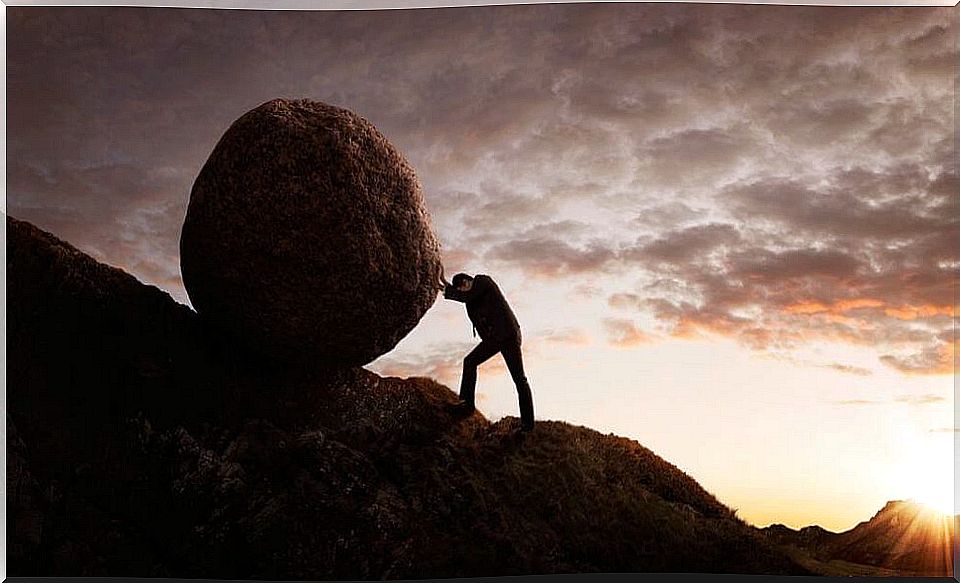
[
  {"xmin": 518, "ymin": 382, "xmax": 534, "ymax": 432},
  {"xmin": 450, "ymin": 399, "xmax": 475, "ymax": 416}
]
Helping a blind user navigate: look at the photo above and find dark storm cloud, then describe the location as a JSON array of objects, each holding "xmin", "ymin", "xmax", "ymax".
[
  {"xmin": 8, "ymin": 157, "xmax": 189, "ymax": 299},
  {"xmin": 461, "ymin": 193, "xmax": 559, "ymax": 234},
  {"xmin": 608, "ymin": 96, "xmax": 956, "ymax": 373},
  {"xmin": 631, "ymin": 202, "xmax": 706, "ymax": 229},
  {"xmin": 725, "ymin": 165, "xmax": 956, "ymax": 247},
  {"xmin": 485, "ymin": 236, "xmax": 618, "ymax": 278},
  {"xmin": 637, "ymin": 126, "xmax": 756, "ymax": 187},
  {"xmin": 622, "ymin": 223, "xmax": 742, "ymax": 265},
  {"xmin": 7, "ymin": 4, "xmax": 955, "ymax": 375},
  {"xmin": 425, "ymin": 189, "xmax": 482, "ymax": 216},
  {"xmin": 612, "ymin": 180, "xmax": 956, "ymax": 371},
  {"xmin": 462, "ymin": 219, "xmax": 594, "ymax": 258},
  {"xmin": 6, "ymin": 5, "xmax": 573, "ymax": 293}
]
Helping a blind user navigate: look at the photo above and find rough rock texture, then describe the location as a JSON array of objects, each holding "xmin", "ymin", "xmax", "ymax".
[
  {"xmin": 8, "ymin": 216, "xmax": 811, "ymax": 578},
  {"xmin": 180, "ymin": 98, "xmax": 442, "ymax": 366}
]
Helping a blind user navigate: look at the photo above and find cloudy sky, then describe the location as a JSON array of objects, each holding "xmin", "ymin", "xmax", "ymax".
[{"xmin": 6, "ymin": 3, "xmax": 956, "ymax": 531}]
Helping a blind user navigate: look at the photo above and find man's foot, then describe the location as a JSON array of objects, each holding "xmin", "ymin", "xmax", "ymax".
[{"xmin": 449, "ymin": 400, "xmax": 476, "ymax": 416}]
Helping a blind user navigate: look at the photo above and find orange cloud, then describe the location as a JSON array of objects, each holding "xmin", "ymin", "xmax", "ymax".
[
  {"xmin": 603, "ymin": 318, "xmax": 653, "ymax": 348},
  {"xmin": 880, "ymin": 342, "xmax": 956, "ymax": 376},
  {"xmin": 784, "ymin": 301, "xmax": 830, "ymax": 315},
  {"xmin": 884, "ymin": 304, "xmax": 955, "ymax": 320},
  {"xmin": 669, "ymin": 319, "xmax": 705, "ymax": 341},
  {"xmin": 833, "ymin": 298, "xmax": 885, "ymax": 311},
  {"xmin": 784, "ymin": 298, "xmax": 884, "ymax": 316}
]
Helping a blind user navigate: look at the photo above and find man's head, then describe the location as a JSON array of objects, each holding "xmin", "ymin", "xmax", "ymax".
[{"xmin": 452, "ymin": 273, "xmax": 474, "ymax": 292}]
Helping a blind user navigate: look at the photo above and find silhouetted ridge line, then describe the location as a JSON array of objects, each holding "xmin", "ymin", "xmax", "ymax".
[{"xmin": 8, "ymin": 216, "xmax": 810, "ymax": 578}]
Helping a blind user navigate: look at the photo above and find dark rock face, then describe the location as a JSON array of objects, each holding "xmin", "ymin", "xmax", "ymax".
[
  {"xmin": 180, "ymin": 98, "xmax": 442, "ymax": 366},
  {"xmin": 8, "ymin": 217, "xmax": 811, "ymax": 578}
]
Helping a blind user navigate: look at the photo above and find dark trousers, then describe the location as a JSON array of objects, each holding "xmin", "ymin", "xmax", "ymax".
[{"xmin": 459, "ymin": 338, "xmax": 534, "ymax": 425}]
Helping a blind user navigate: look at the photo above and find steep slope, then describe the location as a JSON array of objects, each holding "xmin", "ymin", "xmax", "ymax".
[{"xmin": 7, "ymin": 215, "xmax": 810, "ymax": 578}]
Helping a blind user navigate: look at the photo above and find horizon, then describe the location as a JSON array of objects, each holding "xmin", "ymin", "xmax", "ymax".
[{"xmin": 6, "ymin": 3, "xmax": 956, "ymax": 533}]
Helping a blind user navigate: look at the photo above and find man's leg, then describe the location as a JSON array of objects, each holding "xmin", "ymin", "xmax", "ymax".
[
  {"xmin": 459, "ymin": 339, "xmax": 500, "ymax": 408},
  {"xmin": 501, "ymin": 341, "xmax": 534, "ymax": 430}
]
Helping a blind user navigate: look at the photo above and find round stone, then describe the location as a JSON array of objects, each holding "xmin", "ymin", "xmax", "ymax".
[{"xmin": 180, "ymin": 98, "xmax": 442, "ymax": 366}]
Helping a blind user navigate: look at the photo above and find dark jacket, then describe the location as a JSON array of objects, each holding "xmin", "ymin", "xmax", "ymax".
[{"xmin": 444, "ymin": 274, "xmax": 522, "ymax": 344}]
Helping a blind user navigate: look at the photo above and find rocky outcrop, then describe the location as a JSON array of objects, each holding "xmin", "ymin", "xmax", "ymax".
[
  {"xmin": 180, "ymin": 98, "xmax": 442, "ymax": 366},
  {"xmin": 8, "ymin": 216, "xmax": 810, "ymax": 578}
]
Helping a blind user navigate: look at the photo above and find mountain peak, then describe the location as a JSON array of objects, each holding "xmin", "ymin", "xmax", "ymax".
[{"xmin": 769, "ymin": 499, "xmax": 956, "ymax": 576}]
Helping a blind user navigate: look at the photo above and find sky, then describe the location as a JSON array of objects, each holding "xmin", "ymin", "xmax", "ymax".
[{"xmin": 6, "ymin": 3, "xmax": 957, "ymax": 532}]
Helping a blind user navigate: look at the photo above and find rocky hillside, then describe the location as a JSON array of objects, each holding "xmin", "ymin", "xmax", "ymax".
[
  {"xmin": 762, "ymin": 501, "xmax": 956, "ymax": 576},
  {"xmin": 7, "ymin": 215, "xmax": 810, "ymax": 578}
]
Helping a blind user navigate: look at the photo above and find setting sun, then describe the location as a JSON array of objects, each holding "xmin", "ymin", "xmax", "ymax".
[
  {"xmin": 912, "ymin": 491, "xmax": 955, "ymax": 518},
  {"xmin": 912, "ymin": 482, "xmax": 955, "ymax": 517},
  {"xmin": 897, "ymin": 437, "xmax": 955, "ymax": 516}
]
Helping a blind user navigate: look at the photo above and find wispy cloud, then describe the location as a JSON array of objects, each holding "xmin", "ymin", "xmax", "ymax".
[
  {"xmin": 893, "ymin": 394, "xmax": 947, "ymax": 406},
  {"xmin": 835, "ymin": 399, "xmax": 882, "ymax": 406},
  {"xmin": 834, "ymin": 394, "xmax": 949, "ymax": 407},
  {"xmin": 540, "ymin": 327, "xmax": 592, "ymax": 346},
  {"xmin": 486, "ymin": 237, "xmax": 618, "ymax": 278},
  {"xmin": 823, "ymin": 364, "xmax": 874, "ymax": 376}
]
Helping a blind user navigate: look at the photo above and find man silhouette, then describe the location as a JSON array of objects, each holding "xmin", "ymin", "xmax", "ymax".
[{"xmin": 439, "ymin": 270, "xmax": 534, "ymax": 432}]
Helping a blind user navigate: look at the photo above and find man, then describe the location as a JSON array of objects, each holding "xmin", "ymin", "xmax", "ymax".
[{"xmin": 439, "ymin": 269, "xmax": 534, "ymax": 432}]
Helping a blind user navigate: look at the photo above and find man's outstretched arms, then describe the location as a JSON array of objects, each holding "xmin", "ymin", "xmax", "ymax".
[{"xmin": 443, "ymin": 274, "xmax": 494, "ymax": 303}]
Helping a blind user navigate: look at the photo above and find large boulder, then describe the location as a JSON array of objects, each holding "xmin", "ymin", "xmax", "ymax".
[{"xmin": 180, "ymin": 99, "xmax": 442, "ymax": 366}]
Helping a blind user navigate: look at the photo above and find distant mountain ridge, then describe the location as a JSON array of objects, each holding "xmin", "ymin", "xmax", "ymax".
[
  {"xmin": 7, "ymin": 214, "xmax": 809, "ymax": 578},
  {"xmin": 762, "ymin": 500, "xmax": 956, "ymax": 576}
]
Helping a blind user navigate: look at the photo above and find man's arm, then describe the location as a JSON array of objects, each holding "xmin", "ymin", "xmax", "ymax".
[
  {"xmin": 444, "ymin": 283, "xmax": 468, "ymax": 302},
  {"xmin": 438, "ymin": 264, "xmax": 451, "ymax": 290}
]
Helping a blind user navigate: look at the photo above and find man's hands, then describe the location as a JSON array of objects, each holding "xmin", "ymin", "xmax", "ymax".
[{"xmin": 438, "ymin": 264, "xmax": 451, "ymax": 290}]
